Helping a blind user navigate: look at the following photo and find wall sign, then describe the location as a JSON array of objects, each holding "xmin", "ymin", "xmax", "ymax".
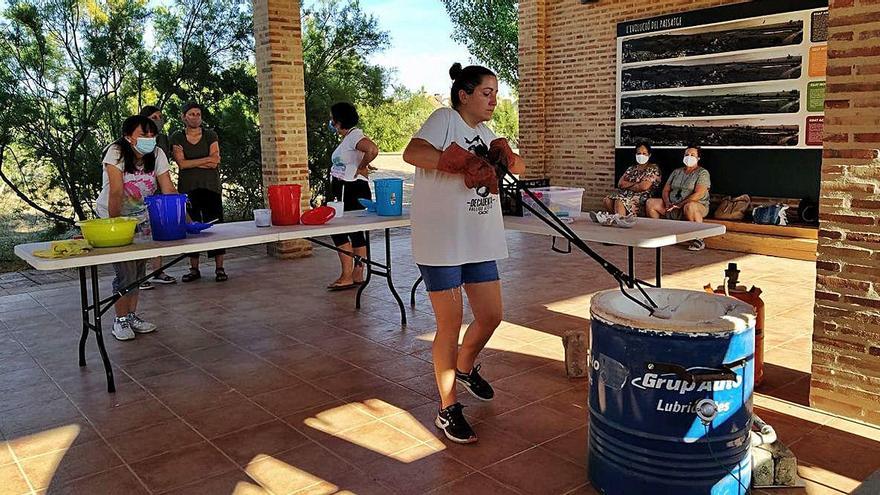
[
  {"xmin": 808, "ymin": 81, "xmax": 826, "ymax": 112},
  {"xmin": 616, "ymin": 2, "xmax": 827, "ymax": 149},
  {"xmin": 806, "ymin": 116, "xmax": 824, "ymax": 146},
  {"xmin": 613, "ymin": 0, "xmax": 828, "ymax": 203}
]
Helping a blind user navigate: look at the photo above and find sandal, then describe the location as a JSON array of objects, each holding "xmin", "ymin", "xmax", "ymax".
[
  {"xmin": 327, "ymin": 282, "xmax": 358, "ymax": 291},
  {"xmin": 182, "ymin": 269, "xmax": 201, "ymax": 283},
  {"xmin": 215, "ymin": 268, "xmax": 228, "ymax": 282}
]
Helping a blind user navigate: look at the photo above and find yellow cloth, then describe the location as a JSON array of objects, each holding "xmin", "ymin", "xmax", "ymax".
[{"xmin": 33, "ymin": 239, "xmax": 93, "ymax": 259}]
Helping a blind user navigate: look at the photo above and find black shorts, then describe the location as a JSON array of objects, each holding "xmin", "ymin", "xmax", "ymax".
[
  {"xmin": 186, "ymin": 188, "xmax": 225, "ymax": 258},
  {"xmin": 330, "ymin": 177, "xmax": 372, "ymax": 211},
  {"xmin": 330, "ymin": 178, "xmax": 371, "ymax": 248}
]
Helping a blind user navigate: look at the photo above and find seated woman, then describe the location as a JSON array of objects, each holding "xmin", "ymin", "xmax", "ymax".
[
  {"xmin": 603, "ymin": 142, "xmax": 661, "ymax": 216},
  {"xmin": 95, "ymin": 115, "xmax": 179, "ymax": 341},
  {"xmin": 645, "ymin": 144, "xmax": 711, "ymax": 251}
]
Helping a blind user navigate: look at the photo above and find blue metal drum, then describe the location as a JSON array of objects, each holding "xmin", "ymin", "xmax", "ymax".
[{"xmin": 588, "ymin": 289, "xmax": 756, "ymax": 495}]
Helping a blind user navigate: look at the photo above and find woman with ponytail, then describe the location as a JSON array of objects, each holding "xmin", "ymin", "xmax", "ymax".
[{"xmin": 403, "ymin": 63, "xmax": 526, "ymax": 444}]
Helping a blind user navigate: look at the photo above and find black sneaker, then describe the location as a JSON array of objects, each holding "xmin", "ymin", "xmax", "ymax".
[
  {"xmin": 435, "ymin": 403, "xmax": 477, "ymax": 444},
  {"xmin": 455, "ymin": 364, "xmax": 494, "ymax": 401}
]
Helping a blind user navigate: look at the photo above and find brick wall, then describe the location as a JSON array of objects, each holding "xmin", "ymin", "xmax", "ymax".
[
  {"xmin": 254, "ymin": 0, "xmax": 312, "ymax": 259},
  {"xmin": 812, "ymin": 0, "xmax": 880, "ymax": 425},
  {"xmin": 518, "ymin": 0, "xmax": 748, "ymax": 208}
]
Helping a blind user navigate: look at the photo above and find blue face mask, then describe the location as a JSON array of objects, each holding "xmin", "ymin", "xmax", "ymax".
[
  {"xmin": 135, "ymin": 137, "xmax": 157, "ymax": 155},
  {"xmin": 328, "ymin": 120, "xmax": 336, "ymax": 133}
]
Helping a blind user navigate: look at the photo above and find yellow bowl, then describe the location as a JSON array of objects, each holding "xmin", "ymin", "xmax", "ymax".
[{"xmin": 76, "ymin": 217, "xmax": 139, "ymax": 247}]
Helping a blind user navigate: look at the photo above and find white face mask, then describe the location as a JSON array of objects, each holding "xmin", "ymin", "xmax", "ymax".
[
  {"xmin": 635, "ymin": 154, "xmax": 649, "ymax": 165},
  {"xmin": 683, "ymin": 155, "xmax": 699, "ymax": 167}
]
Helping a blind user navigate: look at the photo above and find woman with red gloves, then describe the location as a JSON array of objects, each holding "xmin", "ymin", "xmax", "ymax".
[{"xmin": 403, "ymin": 63, "xmax": 525, "ymax": 444}]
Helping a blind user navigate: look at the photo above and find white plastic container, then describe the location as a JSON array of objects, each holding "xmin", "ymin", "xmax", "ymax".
[
  {"xmin": 327, "ymin": 201, "xmax": 345, "ymax": 219},
  {"xmin": 521, "ymin": 186, "xmax": 585, "ymax": 219},
  {"xmin": 253, "ymin": 209, "xmax": 272, "ymax": 227}
]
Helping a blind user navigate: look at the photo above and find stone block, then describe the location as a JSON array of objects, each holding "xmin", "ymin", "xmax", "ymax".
[{"xmin": 562, "ymin": 330, "xmax": 588, "ymax": 378}]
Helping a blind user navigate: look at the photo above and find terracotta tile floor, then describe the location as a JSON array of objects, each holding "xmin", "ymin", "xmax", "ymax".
[{"xmin": 1, "ymin": 230, "xmax": 878, "ymax": 494}]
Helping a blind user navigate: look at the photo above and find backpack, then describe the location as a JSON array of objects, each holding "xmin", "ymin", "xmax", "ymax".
[{"xmin": 752, "ymin": 204, "xmax": 789, "ymax": 226}]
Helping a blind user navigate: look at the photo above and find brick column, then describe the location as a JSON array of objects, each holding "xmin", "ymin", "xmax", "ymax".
[
  {"xmin": 254, "ymin": 0, "xmax": 312, "ymax": 259},
  {"xmin": 812, "ymin": 0, "xmax": 880, "ymax": 425},
  {"xmin": 518, "ymin": 0, "xmax": 547, "ymax": 178}
]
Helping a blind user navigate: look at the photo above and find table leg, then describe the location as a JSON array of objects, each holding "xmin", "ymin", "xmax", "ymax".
[
  {"xmin": 410, "ymin": 276, "xmax": 423, "ymax": 307},
  {"xmin": 355, "ymin": 231, "xmax": 371, "ymax": 310},
  {"xmin": 312, "ymin": 230, "xmax": 406, "ymax": 326},
  {"xmin": 89, "ymin": 266, "xmax": 115, "ymax": 393},
  {"xmin": 382, "ymin": 228, "xmax": 407, "ymax": 326},
  {"xmin": 655, "ymin": 248, "xmax": 662, "ymax": 288},
  {"xmin": 78, "ymin": 268, "xmax": 89, "ymax": 367},
  {"xmin": 627, "ymin": 246, "xmax": 635, "ymax": 288}
]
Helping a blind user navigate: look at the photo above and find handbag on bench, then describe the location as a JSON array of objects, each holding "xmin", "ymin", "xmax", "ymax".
[{"xmin": 713, "ymin": 194, "xmax": 751, "ymax": 221}]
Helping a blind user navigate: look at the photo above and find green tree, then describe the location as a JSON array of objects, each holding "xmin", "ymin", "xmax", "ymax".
[
  {"xmin": 489, "ymin": 97, "xmax": 518, "ymax": 147},
  {"xmin": 1, "ymin": 0, "xmax": 151, "ymax": 220},
  {"xmin": 441, "ymin": 0, "xmax": 518, "ymax": 90},
  {"xmin": 359, "ymin": 88, "xmax": 437, "ymax": 152},
  {"xmin": 149, "ymin": 0, "xmax": 260, "ymax": 218},
  {"xmin": 302, "ymin": 0, "xmax": 389, "ymax": 200}
]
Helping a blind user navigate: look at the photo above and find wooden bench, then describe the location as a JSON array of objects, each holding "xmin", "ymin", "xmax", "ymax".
[{"xmin": 703, "ymin": 219, "xmax": 818, "ymax": 261}]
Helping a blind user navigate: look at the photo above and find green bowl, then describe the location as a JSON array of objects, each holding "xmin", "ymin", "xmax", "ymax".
[{"xmin": 76, "ymin": 217, "xmax": 139, "ymax": 247}]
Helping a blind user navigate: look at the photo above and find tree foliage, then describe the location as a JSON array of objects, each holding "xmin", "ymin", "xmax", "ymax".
[
  {"xmin": 301, "ymin": 0, "xmax": 389, "ymax": 199},
  {"xmin": 489, "ymin": 97, "xmax": 519, "ymax": 147},
  {"xmin": 0, "ymin": 0, "xmax": 392, "ymax": 227},
  {"xmin": 1, "ymin": 0, "xmax": 151, "ymax": 220},
  {"xmin": 359, "ymin": 88, "xmax": 438, "ymax": 152},
  {"xmin": 441, "ymin": 0, "xmax": 519, "ymax": 90}
]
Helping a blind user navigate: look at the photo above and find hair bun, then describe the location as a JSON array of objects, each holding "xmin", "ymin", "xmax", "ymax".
[{"xmin": 449, "ymin": 63, "xmax": 463, "ymax": 81}]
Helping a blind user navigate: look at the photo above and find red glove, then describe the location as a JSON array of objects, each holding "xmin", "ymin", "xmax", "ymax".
[
  {"xmin": 439, "ymin": 143, "xmax": 499, "ymax": 194},
  {"xmin": 488, "ymin": 138, "xmax": 516, "ymax": 170}
]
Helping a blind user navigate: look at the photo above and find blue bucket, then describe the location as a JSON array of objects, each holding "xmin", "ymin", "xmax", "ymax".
[
  {"xmin": 374, "ymin": 178, "xmax": 403, "ymax": 216},
  {"xmin": 588, "ymin": 289, "xmax": 756, "ymax": 495},
  {"xmin": 145, "ymin": 194, "xmax": 188, "ymax": 241}
]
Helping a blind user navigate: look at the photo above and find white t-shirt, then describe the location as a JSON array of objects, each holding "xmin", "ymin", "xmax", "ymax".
[
  {"xmin": 95, "ymin": 145, "xmax": 170, "ymax": 222},
  {"xmin": 330, "ymin": 128, "xmax": 368, "ymax": 182},
  {"xmin": 410, "ymin": 107, "xmax": 508, "ymax": 266}
]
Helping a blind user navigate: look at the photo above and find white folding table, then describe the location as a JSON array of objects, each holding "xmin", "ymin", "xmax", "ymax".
[{"xmin": 14, "ymin": 213, "xmax": 411, "ymax": 392}]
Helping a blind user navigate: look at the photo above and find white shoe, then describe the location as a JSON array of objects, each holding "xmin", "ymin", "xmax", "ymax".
[
  {"xmin": 112, "ymin": 318, "xmax": 136, "ymax": 341},
  {"xmin": 128, "ymin": 313, "xmax": 157, "ymax": 334}
]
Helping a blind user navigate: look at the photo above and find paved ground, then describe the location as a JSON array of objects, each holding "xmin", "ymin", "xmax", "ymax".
[{"xmin": 1, "ymin": 225, "xmax": 878, "ymax": 494}]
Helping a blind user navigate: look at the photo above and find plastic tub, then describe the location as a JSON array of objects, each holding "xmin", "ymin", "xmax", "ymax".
[
  {"xmin": 76, "ymin": 217, "xmax": 139, "ymax": 247},
  {"xmin": 145, "ymin": 194, "xmax": 188, "ymax": 241},
  {"xmin": 253, "ymin": 209, "xmax": 272, "ymax": 227},
  {"xmin": 522, "ymin": 186, "xmax": 585, "ymax": 219},
  {"xmin": 327, "ymin": 201, "xmax": 345, "ymax": 218},
  {"xmin": 374, "ymin": 178, "xmax": 403, "ymax": 216},
  {"xmin": 267, "ymin": 184, "xmax": 302, "ymax": 225}
]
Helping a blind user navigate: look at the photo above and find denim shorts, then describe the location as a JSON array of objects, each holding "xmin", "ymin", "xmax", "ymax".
[{"xmin": 417, "ymin": 261, "xmax": 500, "ymax": 292}]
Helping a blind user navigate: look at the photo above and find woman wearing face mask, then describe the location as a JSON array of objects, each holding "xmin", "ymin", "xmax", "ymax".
[
  {"xmin": 403, "ymin": 63, "xmax": 526, "ymax": 444},
  {"xmin": 645, "ymin": 144, "xmax": 711, "ymax": 251},
  {"xmin": 137, "ymin": 105, "xmax": 176, "ymax": 289},
  {"xmin": 326, "ymin": 102, "xmax": 379, "ymax": 290},
  {"xmin": 603, "ymin": 142, "xmax": 661, "ymax": 216},
  {"xmin": 95, "ymin": 115, "xmax": 179, "ymax": 341}
]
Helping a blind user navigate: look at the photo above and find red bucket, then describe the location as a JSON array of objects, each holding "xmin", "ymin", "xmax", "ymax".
[{"xmin": 267, "ymin": 184, "xmax": 302, "ymax": 225}]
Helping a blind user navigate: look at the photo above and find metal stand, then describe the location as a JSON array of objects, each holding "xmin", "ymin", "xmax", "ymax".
[
  {"xmin": 308, "ymin": 228, "xmax": 406, "ymax": 325},
  {"xmin": 78, "ymin": 227, "xmax": 407, "ymax": 393},
  {"xmin": 77, "ymin": 254, "xmax": 188, "ymax": 393}
]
